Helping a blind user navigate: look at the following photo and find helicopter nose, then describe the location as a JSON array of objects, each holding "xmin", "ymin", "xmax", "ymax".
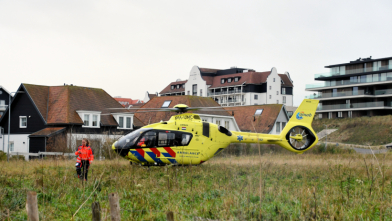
[{"xmin": 112, "ymin": 141, "xmax": 130, "ymax": 157}]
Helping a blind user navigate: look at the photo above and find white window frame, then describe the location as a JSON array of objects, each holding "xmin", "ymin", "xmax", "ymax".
[
  {"xmin": 225, "ymin": 121, "xmax": 230, "ymax": 130},
  {"xmin": 228, "ymin": 78, "xmax": 232, "ymax": 83},
  {"xmin": 269, "ymin": 95, "xmax": 271, "ymax": 99},
  {"xmin": 273, "ymin": 78, "xmax": 275, "ymax": 82},
  {"xmin": 171, "ymin": 85, "xmax": 174, "ymax": 90},
  {"xmin": 283, "ymin": 96, "xmax": 286, "ymax": 104},
  {"xmin": 19, "ymin": 116, "xmax": 27, "ymax": 128},
  {"xmin": 221, "ymin": 79, "xmax": 225, "ymax": 84},
  {"xmin": 216, "ymin": 120, "xmax": 221, "ymax": 126},
  {"xmin": 282, "ymin": 88, "xmax": 286, "ymax": 94},
  {"xmin": 234, "ymin": 77, "xmax": 239, "ymax": 82},
  {"xmin": 254, "ymin": 94, "xmax": 258, "ymax": 100},
  {"xmin": 276, "ymin": 122, "xmax": 280, "ymax": 133},
  {"xmin": 269, "ymin": 86, "xmax": 271, "ymax": 90},
  {"xmin": 112, "ymin": 113, "xmax": 134, "ymax": 129},
  {"xmin": 276, "ymin": 91, "xmax": 279, "ymax": 95},
  {"xmin": 255, "ymin": 109, "xmax": 263, "ymax": 116},
  {"xmin": 177, "ymin": 85, "xmax": 180, "ymax": 89},
  {"xmin": 76, "ymin": 111, "xmax": 101, "ymax": 128}
]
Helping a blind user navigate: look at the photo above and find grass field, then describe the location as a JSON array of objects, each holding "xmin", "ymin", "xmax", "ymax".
[{"xmin": 1, "ymin": 150, "xmax": 392, "ymax": 220}]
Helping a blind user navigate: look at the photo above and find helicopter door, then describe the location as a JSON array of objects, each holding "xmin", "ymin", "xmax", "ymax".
[
  {"xmin": 136, "ymin": 131, "xmax": 157, "ymax": 148},
  {"xmin": 157, "ymin": 131, "xmax": 193, "ymax": 147}
]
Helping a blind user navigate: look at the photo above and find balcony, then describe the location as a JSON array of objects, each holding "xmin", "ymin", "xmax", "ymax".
[
  {"xmin": 208, "ymin": 90, "xmax": 242, "ymax": 96},
  {"xmin": 315, "ymin": 65, "xmax": 392, "ymax": 79},
  {"xmin": 317, "ymin": 101, "xmax": 391, "ymax": 111},
  {"xmin": 306, "ymin": 73, "xmax": 392, "ymax": 90},
  {"xmin": 307, "ymin": 89, "xmax": 392, "ymax": 100},
  {"xmin": 0, "ymin": 105, "xmax": 8, "ymax": 111},
  {"xmin": 217, "ymin": 98, "xmax": 246, "ymax": 105}
]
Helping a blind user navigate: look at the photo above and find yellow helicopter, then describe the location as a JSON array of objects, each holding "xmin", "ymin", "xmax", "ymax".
[{"xmin": 112, "ymin": 99, "xmax": 319, "ymax": 166}]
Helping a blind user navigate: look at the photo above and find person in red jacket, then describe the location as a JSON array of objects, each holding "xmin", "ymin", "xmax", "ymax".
[{"xmin": 75, "ymin": 138, "xmax": 94, "ymax": 181}]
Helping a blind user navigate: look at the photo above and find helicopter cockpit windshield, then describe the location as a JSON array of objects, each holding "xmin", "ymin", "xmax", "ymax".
[{"xmin": 114, "ymin": 128, "xmax": 153, "ymax": 149}]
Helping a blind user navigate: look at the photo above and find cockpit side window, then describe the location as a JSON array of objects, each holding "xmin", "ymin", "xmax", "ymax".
[
  {"xmin": 157, "ymin": 131, "xmax": 193, "ymax": 147},
  {"xmin": 137, "ymin": 131, "xmax": 156, "ymax": 148}
]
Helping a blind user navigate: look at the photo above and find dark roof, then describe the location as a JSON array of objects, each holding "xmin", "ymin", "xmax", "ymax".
[
  {"xmin": 22, "ymin": 84, "xmax": 133, "ymax": 126},
  {"xmin": 199, "ymin": 68, "xmax": 221, "ymax": 73},
  {"xmin": 159, "ymin": 80, "xmax": 187, "ymax": 94},
  {"xmin": 29, "ymin": 127, "xmax": 66, "ymax": 137},
  {"xmin": 325, "ymin": 56, "xmax": 392, "ymax": 68},
  {"xmin": 224, "ymin": 104, "xmax": 283, "ymax": 133},
  {"xmin": 135, "ymin": 96, "xmax": 230, "ymax": 125}
]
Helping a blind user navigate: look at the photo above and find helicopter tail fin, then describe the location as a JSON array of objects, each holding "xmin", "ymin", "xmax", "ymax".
[{"xmin": 277, "ymin": 99, "xmax": 319, "ymax": 153}]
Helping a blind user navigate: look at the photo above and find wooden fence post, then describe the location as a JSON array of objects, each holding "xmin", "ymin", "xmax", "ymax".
[
  {"xmin": 92, "ymin": 201, "xmax": 101, "ymax": 221},
  {"xmin": 26, "ymin": 191, "xmax": 39, "ymax": 221},
  {"xmin": 109, "ymin": 193, "xmax": 120, "ymax": 221},
  {"xmin": 166, "ymin": 211, "xmax": 174, "ymax": 221}
]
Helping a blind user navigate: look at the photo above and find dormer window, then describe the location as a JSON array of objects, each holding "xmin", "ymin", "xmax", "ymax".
[
  {"xmin": 162, "ymin": 100, "xmax": 172, "ymax": 108},
  {"xmin": 177, "ymin": 85, "xmax": 180, "ymax": 89},
  {"xmin": 171, "ymin": 85, "xmax": 174, "ymax": 90},
  {"xmin": 77, "ymin": 111, "xmax": 101, "ymax": 128},
  {"xmin": 182, "ymin": 84, "xmax": 185, "ymax": 88},
  {"xmin": 234, "ymin": 77, "xmax": 239, "ymax": 82},
  {"xmin": 221, "ymin": 79, "xmax": 225, "ymax": 84},
  {"xmin": 228, "ymin": 78, "xmax": 232, "ymax": 83},
  {"xmin": 112, "ymin": 113, "xmax": 134, "ymax": 129}
]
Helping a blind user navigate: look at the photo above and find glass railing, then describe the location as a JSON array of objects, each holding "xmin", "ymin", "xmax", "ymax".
[
  {"xmin": 0, "ymin": 105, "xmax": 8, "ymax": 110},
  {"xmin": 306, "ymin": 75, "xmax": 392, "ymax": 89},
  {"xmin": 317, "ymin": 101, "xmax": 388, "ymax": 111},
  {"xmin": 375, "ymin": 89, "xmax": 392, "ymax": 95},
  {"xmin": 315, "ymin": 65, "xmax": 392, "ymax": 78},
  {"xmin": 307, "ymin": 89, "xmax": 392, "ymax": 99},
  {"xmin": 217, "ymin": 98, "xmax": 246, "ymax": 104}
]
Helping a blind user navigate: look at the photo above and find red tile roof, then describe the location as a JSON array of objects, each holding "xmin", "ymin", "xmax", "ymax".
[
  {"xmin": 159, "ymin": 80, "xmax": 187, "ymax": 94},
  {"xmin": 135, "ymin": 96, "xmax": 230, "ymax": 125},
  {"xmin": 224, "ymin": 104, "xmax": 283, "ymax": 133},
  {"xmin": 115, "ymin": 98, "xmax": 143, "ymax": 106},
  {"xmin": 22, "ymin": 84, "xmax": 145, "ymax": 127},
  {"xmin": 278, "ymin": 74, "xmax": 293, "ymax": 87},
  {"xmin": 29, "ymin": 127, "xmax": 66, "ymax": 137},
  {"xmin": 209, "ymin": 71, "xmax": 271, "ymax": 88}
]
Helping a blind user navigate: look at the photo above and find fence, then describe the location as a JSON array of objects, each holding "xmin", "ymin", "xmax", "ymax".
[{"xmin": 9, "ymin": 152, "xmax": 77, "ymax": 160}]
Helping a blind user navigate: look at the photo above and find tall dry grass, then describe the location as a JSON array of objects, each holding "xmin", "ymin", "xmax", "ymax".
[{"xmin": 0, "ymin": 151, "xmax": 392, "ymax": 220}]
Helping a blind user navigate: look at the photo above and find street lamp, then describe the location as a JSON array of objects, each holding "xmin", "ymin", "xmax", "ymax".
[{"xmin": 7, "ymin": 91, "xmax": 24, "ymax": 162}]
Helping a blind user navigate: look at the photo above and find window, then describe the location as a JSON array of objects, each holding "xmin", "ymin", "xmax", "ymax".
[
  {"xmin": 192, "ymin": 84, "xmax": 197, "ymax": 95},
  {"xmin": 162, "ymin": 100, "xmax": 171, "ymax": 108},
  {"xmin": 171, "ymin": 85, "xmax": 174, "ymax": 90},
  {"xmin": 338, "ymin": 112, "xmax": 343, "ymax": 118},
  {"xmin": 318, "ymin": 114, "xmax": 323, "ymax": 119},
  {"xmin": 118, "ymin": 117, "xmax": 124, "ymax": 128},
  {"xmin": 9, "ymin": 142, "xmax": 14, "ymax": 152},
  {"xmin": 157, "ymin": 131, "xmax": 192, "ymax": 147},
  {"xmin": 287, "ymin": 111, "xmax": 293, "ymax": 117},
  {"xmin": 276, "ymin": 91, "xmax": 279, "ymax": 95},
  {"xmin": 283, "ymin": 96, "xmax": 286, "ymax": 104},
  {"xmin": 137, "ymin": 131, "xmax": 157, "ymax": 148},
  {"xmin": 78, "ymin": 111, "xmax": 101, "ymax": 128},
  {"xmin": 187, "ymin": 91, "xmax": 190, "ymax": 95},
  {"xmin": 353, "ymin": 87, "xmax": 358, "ymax": 95},
  {"xmin": 126, "ymin": 117, "xmax": 132, "ymax": 128},
  {"xmin": 269, "ymin": 86, "xmax": 271, "ymax": 90},
  {"xmin": 277, "ymin": 100, "xmax": 279, "ymax": 104},
  {"xmin": 282, "ymin": 88, "xmax": 286, "ymax": 94},
  {"xmin": 0, "ymin": 91, "xmax": 2, "ymax": 94},
  {"xmin": 269, "ymin": 95, "xmax": 271, "ymax": 99},
  {"xmin": 83, "ymin": 115, "xmax": 90, "ymax": 126},
  {"xmin": 216, "ymin": 120, "xmax": 221, "ymax": 126},
  {"xmin": 273, "ymin": 78, "xmax": 275, "ymax": 82},
  {"xmin": 221, "ymin": 79, "xmax": 225, "ymax": 84},
  {"xmin": 19, "ymin": 116, "xmax": 27, "ymax": 128},
  {"xmin": 254, "ymin": 103, "xmax": 258, "ymax": 105},
  {"xmin": 200, "ymin": 89, "xmax": 203, "ymax": 97},
  {"xmin": 182, "ymin": 84, "xmax": 185, "ymax": 88},
  {"xmin": 234, "ymin": 77, "xmax": 239, "ymax": 82},
  {"xmin": 92, "ymin": 115, "xmax": 98, "ymax": 126},
  {"xmin": 282, "ymin": 122, "xmax": 286, "ymax": 129},
  {"xmin": 177, "ymin": 85, "xmax": 180, "ymax": 89},
  {"xmin": 225, "ymin": 121, "xmax": 229, "ymax": 130},
  {"xmin": 348, "ymin": 111, "xmax": 352, "ymax": 118},
  {"xmin": 227, "ymin": 78, "xmax": 232, "ymax": 83},
  {"xmin": 255, "ymin": 109, "xmax": 263, "ymax": 116},
  {"xmin": 254, "ymin": 94, "xmax": 258, "ymax": 100},
  {"xmin": 0, "ymin": 100, "xmax": 5, "ymax": 107},
  {"xmin": 276, "ymin": 122, "xmax": 280, "ymax": 133}
]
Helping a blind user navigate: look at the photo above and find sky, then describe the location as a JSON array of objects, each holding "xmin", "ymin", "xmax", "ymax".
[{"xmin": 1, "ymin": 0, "xmax": 392, "ymax": 106}]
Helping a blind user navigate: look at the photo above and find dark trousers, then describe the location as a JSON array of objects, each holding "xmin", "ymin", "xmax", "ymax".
[{"xmin": 76, "ymin": 160, "xmax": 90, "ymax": 180}]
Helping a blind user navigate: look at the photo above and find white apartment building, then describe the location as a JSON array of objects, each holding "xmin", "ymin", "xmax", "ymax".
[{"xmin": 159, "ymin": 66, "xmax": 294, "ymax": 106}]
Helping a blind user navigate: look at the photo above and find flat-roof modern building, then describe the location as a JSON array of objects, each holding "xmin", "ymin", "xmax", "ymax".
[{"xmin": 306, "ymin": 56, "xmax": 392, "ymax": 119}]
